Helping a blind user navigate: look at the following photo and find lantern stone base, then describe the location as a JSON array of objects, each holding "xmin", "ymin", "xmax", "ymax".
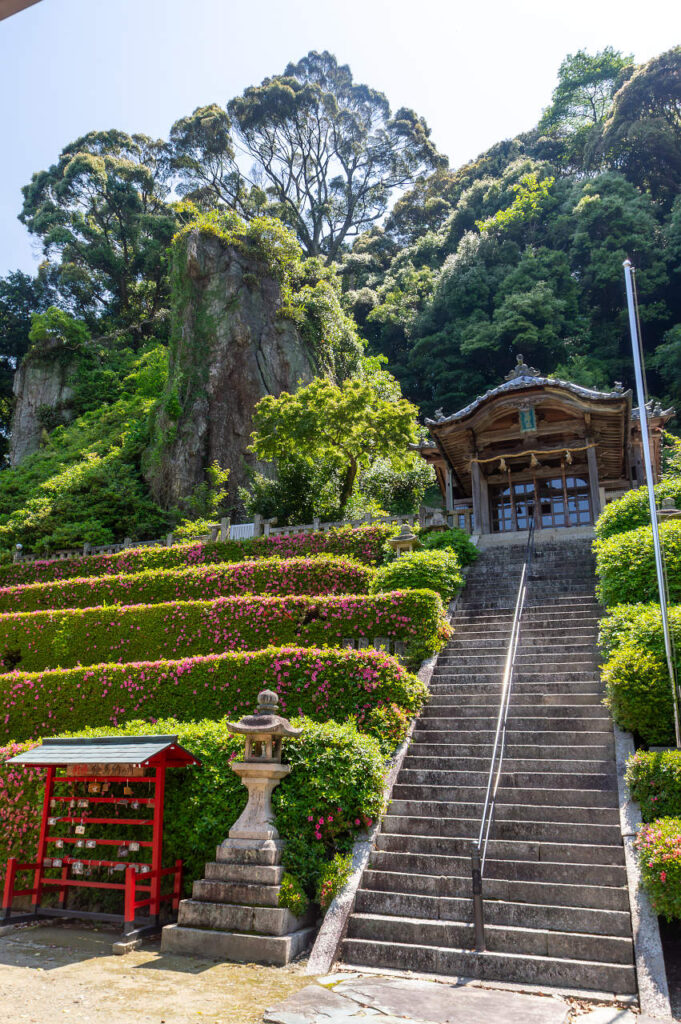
[{"xmin": 161, "ymin": 838, "xmax": 316, "ymax": 965}]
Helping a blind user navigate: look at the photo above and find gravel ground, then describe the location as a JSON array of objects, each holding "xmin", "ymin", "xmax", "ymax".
[{"xmin": 0, "ymin": 922, "xmax": 311, "ymax": 1024}]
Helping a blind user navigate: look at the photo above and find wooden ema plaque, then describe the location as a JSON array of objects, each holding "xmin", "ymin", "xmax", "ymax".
[{"xmin": 2, "ymin": 736, "xmax": 200, "ymax": 942}]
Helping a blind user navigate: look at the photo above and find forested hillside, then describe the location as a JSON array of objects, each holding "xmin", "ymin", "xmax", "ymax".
[{"xmin": 0, "ymin": 45, "xmax": 679, "ymax": 553}]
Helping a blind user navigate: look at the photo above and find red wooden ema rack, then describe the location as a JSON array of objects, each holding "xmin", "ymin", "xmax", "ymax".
[{"xmin": 2, "ymin": 735, "xmax": 200, "ymax": 942}]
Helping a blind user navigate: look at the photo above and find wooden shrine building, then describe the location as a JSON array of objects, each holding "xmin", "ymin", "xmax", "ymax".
[{"xmin": 417, "ymin": 356, "xmax": 674, "ymax": 535}]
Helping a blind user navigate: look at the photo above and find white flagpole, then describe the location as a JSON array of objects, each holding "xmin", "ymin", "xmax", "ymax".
[{"xmin": 623, "ymin": 259, "xmax": 681, "ymax": 748}]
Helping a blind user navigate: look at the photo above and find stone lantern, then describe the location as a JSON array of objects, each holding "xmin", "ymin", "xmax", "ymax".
[
  {"xmin": 388, "ymin": 523, "xmax": 421, "ymax": 558},
  {"xmin": 223, "ymin": 689, "xmax": 302, "ymax": 844},
  {"xmin": 162, "ymin": 689, "xmax": 315, "ymax": 964},
  {"xmin": 657, "ymin": 497, "xmax": 681, "ymax": 522}
]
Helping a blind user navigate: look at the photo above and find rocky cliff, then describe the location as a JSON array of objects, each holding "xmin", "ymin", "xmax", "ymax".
[
  {"xmin": 9, "ymin": 341, "xmax": 75, "ymax": 466},
  {"xmin": 145, "ymin": 227, "xmax": 320, "ymax": 510}
]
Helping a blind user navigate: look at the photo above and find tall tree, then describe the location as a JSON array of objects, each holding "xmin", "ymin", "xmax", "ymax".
[
  {"xmin": 169, "ymin": 104, "xmax": 255, "ymax": 213},
  {"xmin": 228, "ymin": 51, "xmax": 443, "ymax": 261},
  {"xmin": 599, "ymin": 46, "xmax": 681, "ymax": 206},
  {"xmin": 20, "ymin": 131, "xmax": 177, "ymax": 328},
  {"xmin": 538, "ymin": 47, "xmax": 634, "ymax": 169}
]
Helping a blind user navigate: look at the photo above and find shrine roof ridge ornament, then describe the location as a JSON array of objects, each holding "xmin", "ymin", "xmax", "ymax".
[{"xmin": 424, "ymin": 355, "xmax": 633, "ymax": 428}]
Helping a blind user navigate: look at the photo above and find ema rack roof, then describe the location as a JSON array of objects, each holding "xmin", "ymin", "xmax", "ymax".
[{"xmin": 7, "ymin": 735, "xmax": 201, "ymax": 768}]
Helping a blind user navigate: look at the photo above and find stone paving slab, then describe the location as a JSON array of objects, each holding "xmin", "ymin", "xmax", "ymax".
[
  {"xmin": 264, "ymin": 976, "xmax": 571, "ymax": 1024},
  {"xmin": 575, "ymin": 1010, "xmax": 637, "ymax": 1024}
]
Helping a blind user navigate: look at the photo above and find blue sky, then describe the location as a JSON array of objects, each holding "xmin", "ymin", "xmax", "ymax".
[{"xmin": 0, "ymin": 0, "xmax": 677, "ymax": 277}]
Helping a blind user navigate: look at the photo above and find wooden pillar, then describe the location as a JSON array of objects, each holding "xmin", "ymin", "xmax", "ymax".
[
  {"xmin": 586, "ymin": 443, "xmax": 602, "ymax": 521},
  {"xmin": 445, "ymin": 467, "xmax": 454, "ymax": 513},
  {"xmin": 471, "ymin": 461, "xmax": 491, "ymax": 534}
]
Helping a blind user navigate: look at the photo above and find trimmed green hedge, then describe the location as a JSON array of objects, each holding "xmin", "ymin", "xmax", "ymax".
[
  {"xmin": 595, "ymin": 478, "xmax": 681, "ymax": 540},
  {"xmin": 0, "ymin": 556, "xmax": 374, "ymax": 614},
  {"xmin": 599, "ymin": 604, "xmax": 681, "ymax": 745},
  {"xmin": 0, "ymin": 525, "xmax": 398, "ymax": 588},
  {"xmin": 635, "ymin": 817, "xmax": 681, "ymax": 921},
  {"xmin": 626, "ymin": 749, "xmax": 681, "ymax": 822},
  {"xmin": 595, "ymin": 520, "xmax": 681, "ymax": 607},
  {"xmin": 420, "ymin": 528, "xmax": 479, "ymax": 567},
  {"xmin": 0, "ymin": 716, "xmax": 387, "ymax": 899},
  {"xmin": 371, "ymin": 549, "xmax": 463, "ymax": 604},
  {"xmin": 0, "ymin": 645, "xmax": 428, "ymax": 746},
  {"xmin": 0, "ymin": 590, "xmax": 447, "ymax": 674}
]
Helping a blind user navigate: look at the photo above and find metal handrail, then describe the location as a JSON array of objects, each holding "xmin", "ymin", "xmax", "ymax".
[{"xmin": 470, "ymin": 513, "xmax": 536, "ymax": 951}]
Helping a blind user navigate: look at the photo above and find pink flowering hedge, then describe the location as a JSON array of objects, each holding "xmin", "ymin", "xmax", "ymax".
[
  {"xmin": 635, "ymin": 817, "xmax": 681, "ymax": 920},
  {"xmin": 0, "ymin": 590, "xmax": 447, "ymax": 674},
  {"xmin": 0, "ymin": 525, "xmax": 398, "ymax": 588},
  {"xmin": 0, "ymin": 645, "xmax": 427, "ymax": 747},
  {"xmin": 0, "ymin": 717, "xmax": 386, "ymax": 901},
  {"xmin": 626, "ymin": 749, "xmax": 681, "ymax": 820},
  {"xmin": 0, "ymin": 556, "xmax": 375, "ymax": 614}
]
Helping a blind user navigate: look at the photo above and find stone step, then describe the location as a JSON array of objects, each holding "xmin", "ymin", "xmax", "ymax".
[
  {"xmin": 387, "ymin": 800, "xmax": 621, "ymax": 826},
  {"xmin": 392, "ymin": 784, "xmax": 618, "ymax": 808},
  {"xmin": 420, "ymin": 703, "xmax": 607, "ymax": 719},
  {"xmin": 190, "ymin": 879, "xmax": 280, "ymax": 907},
  {"xmin": 424, "ymin": 693, "xmax": 604, "ymax": 706},
  {"xmin": 161, "ymin": 922, "xmax": 316, "ymax": 966},
  {"xmin": 361, "ymin": 868, "xmax": 630, "ymax": 910},
  {"xmin": 411, "ymin": 729, "xmax": 614, "ymax": 746},
  {"xmin": 178, "ymin": 896, "xmax": 307, "ymax": 937},
  {"xmin": 428, "ymin": 682, "xmax": 605, "ymax": 696},
  {"xmin": 346, "ymin": 913, "xmax": 633, "ymax": 965},
  {"xmin": 341, "ymin": 938, "xmax": 636, "ymax": 993},
  {"xmin": 404, "ymin": 742, "xmax": 615, "ymax": 759},
  {"xmin": 403, "ymin": 756, "xmax": 614, "ymax": 775},
  {"xmin": 354, "ymin": 889, "xmax": 631, "ymax": 937},
  {"xmin": 203, "ymin": 861, "xmax": 284, "ymax": 886},
  {"xmin": 396, "ymin": 769, "xmax": 616, "ymax": 791},
  {"xmin": 368, "ymin": 850, "xmax": 626, "ymax": 887},
  {"xmin": 380, "ymin": 813, "xmax": 622, "ymax": 846},
  {"xmin": 375, "ymin": 832, "xmax": 624, "ymax": 865},
  {"xmin": 415, "ymin": 716, "xmax": 611, "ymax": 732}
]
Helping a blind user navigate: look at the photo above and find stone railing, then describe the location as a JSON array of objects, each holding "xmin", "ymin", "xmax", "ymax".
[{"xmin": 12, "ymin": 503, "xmax": 472, "ymax": 565}]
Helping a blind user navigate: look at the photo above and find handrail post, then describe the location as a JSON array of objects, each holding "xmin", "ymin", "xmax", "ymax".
[{"xmin": 470, "ymin": 846, "xmax": 485, "ymax": 951}]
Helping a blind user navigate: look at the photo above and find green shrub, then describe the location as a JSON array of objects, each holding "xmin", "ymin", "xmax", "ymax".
[
  {"xmin": 278, "ymin": 873, "xmax": 309, "ymax": 916},
  {"xmin": 316, "ymin": 852, "xmax": 352, "ymax": 912},
  {"xmin": 0, "ymin": 589, "xmax": 445, "ymax": 674},
  {"xmin": 371, "ymin": 550, "xmax": 462, "ymax": 604},
  {"xmin": 595, "ymin": 478, "xmax": 681, "ymax": 540},
  {"xmin": 602, "ymin": 647, "xmax": 677, "ymax": 746},
  {"xmin": 0, "ymin": 524, "xmax": 398, "ymax": 588},
  {"xmin": 626, "ymin": 749, "xmax": 681, "ymax": 821},
  {"xmin": 599, "ymin": 602, "xmax": 681, "ymax": 658},
  {"xmin": 0, "ymin": 716, "xmax": 386, "ymax": 900},
  {"xmin": 420, "ymin": 528, "xmax": 479, "ymax": 567},
  {"xmin": 0, "ymin": 556, "xmax": 375, "ymax": 613},
  {"xmin": 635, "ymin": 817, "xmax": 681, "ymax": 921},
  {"xmin": 273, "ymin": 718, "xmax": 384, "ymax": 896},
  {"xmin": 0, "ymin": 645, "xmax": 427, "ymax": 747},
  {"xmin": 595, "ymin": 520, "xmax": 681, "ymax": 606}
]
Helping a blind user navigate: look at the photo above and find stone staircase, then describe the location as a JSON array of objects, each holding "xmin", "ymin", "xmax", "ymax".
[{"xmin": 342, "ymin": 537, "xmax": 636, "ymax": 994}]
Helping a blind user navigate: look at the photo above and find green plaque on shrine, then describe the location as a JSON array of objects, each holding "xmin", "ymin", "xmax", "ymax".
[{"xmin": 519, "ymin": 407, "xmax": 536, "ymax": 433}]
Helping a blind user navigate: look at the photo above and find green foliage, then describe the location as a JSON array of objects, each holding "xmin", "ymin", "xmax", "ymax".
[
  {"xmin": 595, "ymin": 479, "xmax": 681, "ymax": 540},
  {"xmin": 359, "ymin": 456, "xmax": 435, "ymax": 515},
  {"xmin": 420, "ymin": 528, "xmax": 479, "ymax": 567},
  {"xmin": 0, "ymin": 589, "xmax": 446, "ymax": 673},
  {"xmin": 0, "ymin": 644, "xmax": 427, "ymax": 747},
  {"xmin": 599, "ymin": 603, "xmax": 681, "ymax": 744},
  {"xmin": 635, "ymin": 818, "xmax": 681, "ymax": 922},
  {"xmin": 0, "ymin": 556, "xmax": 375, "ymax": 613},
  {"xmin": 227, "ymin": 50, "xmax": 442, "ymax": 261},
  {"xmin": 28, "ymin": 307, "xmax": 91, "ymax": 353},
  {"xmin": 250, "ymin": 376, "xmax": 419, "ymax": 514},
  {"xmin": 596, "ymin": 519, "xmax": 681, "ymax": 605},
  {"xmin": 272, "ymin": 718, "xmax": 384, "ymax": 895},
  {"xmin": 371, "ymin": 549, "xmax": 462, "ymax": 604},
  {"xmin": 626, "ymin": 749, "xmax": 681, "ymax": 822},
  {"xmin": 278, "ymin": 873, "xmax": 309, "ymax": 916},
  {"xmin": 476, "ymin": 172, "xmax": 555, "ymax": 234},
  {"xmin": 316, "ymin": 853, "xmax": 352, "ymax": 912},
  {"xmin": 0, "ymin": 524, "xmax": 398, "ymax": 588}
]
